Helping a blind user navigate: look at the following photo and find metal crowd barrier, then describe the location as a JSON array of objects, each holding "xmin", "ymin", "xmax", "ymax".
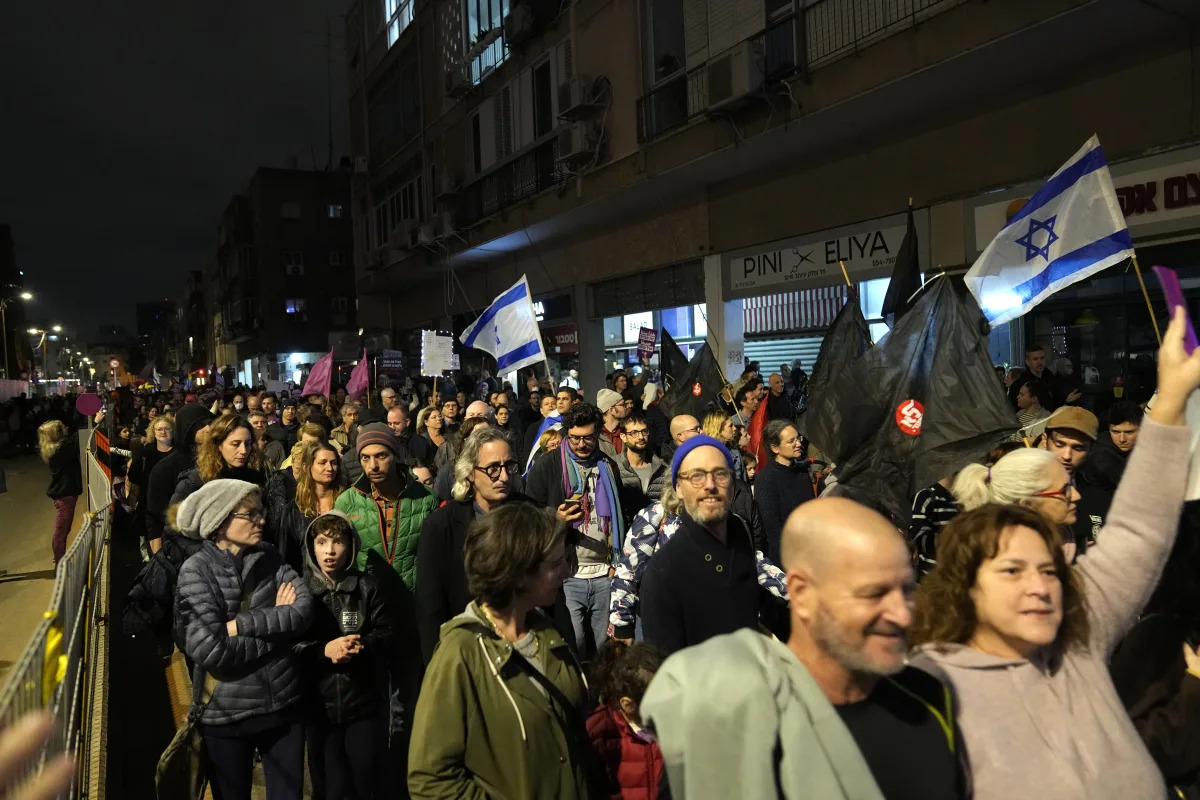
[{"xmin": 0, "ymin": 426, "xmax": 112, "ymax": 799}]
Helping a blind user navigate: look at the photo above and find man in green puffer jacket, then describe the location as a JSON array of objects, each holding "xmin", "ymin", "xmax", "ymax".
[{"xmin": 336, "ymin": 423, "xmax": 437, "ymax": 591}]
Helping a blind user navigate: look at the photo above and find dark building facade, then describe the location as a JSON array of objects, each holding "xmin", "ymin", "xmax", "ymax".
[
  {"xmin": 208, "ymin": 167, "xmax": 355, "ymax": 385},
  {"xmin": 0, "ymin": 224, "xmax": 32, "ymax": 380}
]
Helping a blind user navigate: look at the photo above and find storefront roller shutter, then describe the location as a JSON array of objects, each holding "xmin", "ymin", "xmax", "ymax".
[
  {"xmin": 743, "ymin": 286, "xmax": 847, "ymax": 334},
  {"xmin": 590, "ymin": 262, "xmax": 705, "ymax": 319},
  {"xmin": 744, "ymin": 335, "xmax": 825, "ymax": 372}
]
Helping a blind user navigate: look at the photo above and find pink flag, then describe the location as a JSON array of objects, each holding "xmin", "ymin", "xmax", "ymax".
[
  {"xmin": 346, "ymin": 349, "xmax": 369, "ymax": 400},
  {"xmin": 301, "ymin": 351, "xmax": 334, "ymax": 398}
]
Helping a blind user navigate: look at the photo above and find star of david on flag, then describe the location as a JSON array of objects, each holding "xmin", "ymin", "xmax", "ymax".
[
  {"xmin": 965, "ymin": 135, "xmax": 1134, "ymax": 326},
  {"xmin": 460, "ymin": 274, "xmax": 548, "ymax": 374}
]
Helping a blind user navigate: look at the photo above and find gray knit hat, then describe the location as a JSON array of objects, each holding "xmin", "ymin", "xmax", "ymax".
[{"xmin": 176, "ymin": 479, "xmax": 260, "ymax": 540}]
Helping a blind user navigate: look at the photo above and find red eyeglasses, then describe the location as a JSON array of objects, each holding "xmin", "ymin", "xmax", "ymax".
[{"xmin": 1032, "ymin": 483, "xmax": 1074, "ymax": 503}]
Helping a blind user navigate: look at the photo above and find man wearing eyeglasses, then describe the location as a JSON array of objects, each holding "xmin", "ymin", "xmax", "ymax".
[
  {"xmin": 526, "ymin": 403, "xmax": 632, "ymax": 658},
  {"xmin": 661, "ymin": 414, "xmax": 703, "ymax": 463},
  {"xmin": 415, "ymin": 426, "xmax": 533, "ymax": 663},
  {"xmin": 614, "ymin": 414, "xmax": 668, "ymax": 510},
  {"xmin": 639, "ymin": 435, "xmax": 789, "ymax": 654}
]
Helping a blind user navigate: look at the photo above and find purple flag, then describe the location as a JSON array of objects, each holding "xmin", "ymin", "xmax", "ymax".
[
  {"xmin": 301, "ymin": 351, "xmax": 334, "ymax": 398},
  {"xmin": 346, "ymin": 349, "xmax": 369, "ymax": 400}
]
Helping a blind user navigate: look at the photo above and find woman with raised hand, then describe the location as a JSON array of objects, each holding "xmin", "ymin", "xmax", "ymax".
[{"xmin": 911, "ymin": 308, "xmax": 1200, "ymax": 800}]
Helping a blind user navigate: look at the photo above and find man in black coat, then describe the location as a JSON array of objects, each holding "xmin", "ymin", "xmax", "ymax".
[
  {"xmin": 414, "ymin": 425, "xmax": 570, "ymax": 660},
  {"xmin": 143, "ymin": 403, "xmax": 214, "ymax": 551}
]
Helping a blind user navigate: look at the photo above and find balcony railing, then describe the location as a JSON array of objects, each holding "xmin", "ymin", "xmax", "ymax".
[
  {"xmin": 637, "ymin": 0, "xmax": 963, "ymax": 142},
  {"xmin": 459, "ymin": 136, "xmax": 560, "ymax": 226}
]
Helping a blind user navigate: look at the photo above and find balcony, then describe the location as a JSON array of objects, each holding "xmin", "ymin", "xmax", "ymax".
[
  {"xmin": 636, "ymin": 0, "xmax": 966, "ymax": 141},
  {"xmin": 459, "ymin": 135, "xmax": 561, "ymax": 226}
]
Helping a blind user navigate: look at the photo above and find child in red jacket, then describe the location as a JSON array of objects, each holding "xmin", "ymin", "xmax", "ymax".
[{"xmin": 586, "ymin": 641, "xmax": 666, "ymax": 800}]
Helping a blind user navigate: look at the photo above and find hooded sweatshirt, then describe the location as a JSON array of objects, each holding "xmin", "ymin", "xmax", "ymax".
[
  {"xmin": 295, "ymin": 511, "xmax": 396, "ymax": 724},
  {"xmin": 911, "ymin": 416, "xmax": 1188, "ymax": 800}
]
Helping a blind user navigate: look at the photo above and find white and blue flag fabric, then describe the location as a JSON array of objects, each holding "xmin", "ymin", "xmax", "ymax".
[
  {"xmin": 460, "ymin": 274, "xmax": 547, "ymax": 373},
  {"xmin": 966, "ymin": 135, "xmax": 1133, "ymax": 326}
]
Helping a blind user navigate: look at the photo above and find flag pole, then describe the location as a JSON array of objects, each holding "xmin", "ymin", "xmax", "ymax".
[
  {"xmin": 1131, "ymin": 254, "xmax": 1162, "ymax": 345},
  {"xmin": 838, "ymin": 260, "xmax": 852, "ymax": 287}
]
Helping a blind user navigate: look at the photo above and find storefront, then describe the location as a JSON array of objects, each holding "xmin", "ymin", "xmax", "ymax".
[
  {"xmin": 533, "ymin": 291, "xmax": 580, "ymax": 380},
  {"xmin": 720, "ymin": 209, "xmax": 933, "ymax": 370},
  {"xmin": 967, "ymin": 142, "xmax": 1200, "ymax": 411}
]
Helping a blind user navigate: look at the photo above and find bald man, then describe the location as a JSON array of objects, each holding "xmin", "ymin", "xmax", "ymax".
[
  {"xmin": 642, "ymin": 497, "xmax": 965, "ymax": 799},
  {"xmin": 660, "ymin": 414, "xmax": 702, "ymax": 462},
  {"xmin": 463, "ymin": 400, "xmax": 492, "ymax": 421}
]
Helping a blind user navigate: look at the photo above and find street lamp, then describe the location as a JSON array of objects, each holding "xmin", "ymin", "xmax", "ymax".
[
  {"xmin": 0, "ymin": 289, "xmax": 32, "ymax": 379},
  {"xmin": 25, "ymin": 326, "xmax": 61, "ymax": 385}
]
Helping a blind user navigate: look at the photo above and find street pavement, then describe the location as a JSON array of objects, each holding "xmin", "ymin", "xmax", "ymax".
[{"xmin": 0, "ymin": 453, "xmax": 81, "ymax": 685}]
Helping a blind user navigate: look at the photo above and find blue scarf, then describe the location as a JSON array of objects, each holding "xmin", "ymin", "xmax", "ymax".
[{"xmin": 559, "ymin": 440, "xmax": 624, "ymax": 558}]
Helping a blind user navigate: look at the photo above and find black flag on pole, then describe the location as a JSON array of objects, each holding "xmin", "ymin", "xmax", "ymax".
[
  {"xmin": 658, "ymin": 343, "xmax": 726, "ymax": 420},
  {"xmin": 659, "ymin": 328, "xmax": 688, "ymax": 393},
  {"xmin": 799, "ymin": 289, "xmax": 873, "ymax": 464},
  {"xmin": 813, "ymin": 277, "xmax": 1018, "ymax": 526},
  {"xmin": 880, "ymin": 205, "xmax": 921, "ymax": 326}
]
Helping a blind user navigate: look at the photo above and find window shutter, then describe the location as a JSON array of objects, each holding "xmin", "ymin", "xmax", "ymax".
[
  {"xmin": 495, "ymin": 84, "xmax": 514, "ymax": 159},
  {"xmin": 708, "ymin": 0, "xmax": 763, "ymax": 55},
  {"xmin": 516, "ymin": 67, "xmax": 535, "ymax": 149},
  {"xmin": 683, "ymin": 0, "xmax": 709, "ymax": 67}
]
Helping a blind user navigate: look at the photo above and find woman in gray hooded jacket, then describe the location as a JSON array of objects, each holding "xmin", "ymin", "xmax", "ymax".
[{"xmin": 173, "ymin": 478, "xmax": 315, "ymax": 800}]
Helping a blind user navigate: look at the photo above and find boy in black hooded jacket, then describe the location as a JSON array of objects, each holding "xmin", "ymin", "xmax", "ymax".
[{"xmin": 297, "ymin": 510, "xmax": 396, "ymax": 799}]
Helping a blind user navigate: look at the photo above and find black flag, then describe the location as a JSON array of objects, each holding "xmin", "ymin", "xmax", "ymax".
[
  {"xmin": 658, "ymin": 343, "xmax": 726, "ymax": 420},
  {"xmin": 799, "ymin": 289, "xmax": 873, "ymax": 464},
  {"xmin": 816, "ymin": 277, "xmax": 1018, "ymax": 526},
  {"xmin": 659, "ymin": 328, "xmax": 688, "ymax": 393},
  {"xmin": 880, "ymin": 205, "xmax": 921, "ymax": 326}
]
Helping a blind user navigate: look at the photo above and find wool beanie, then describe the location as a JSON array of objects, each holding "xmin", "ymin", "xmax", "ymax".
[
  {"xmin": 356, "ymin": 422, "xmax": 398, "ymax": 457},
  {"xmin": 176, "ymin": 479, "xmax": 260, "ymax": 540},
  {"xmin": 596, "ymin": 389, "xmax": 623, "ymax": 414},
  {"xmin": 670, "ymin": 434, "xmax": 735, "ymax": 486}
]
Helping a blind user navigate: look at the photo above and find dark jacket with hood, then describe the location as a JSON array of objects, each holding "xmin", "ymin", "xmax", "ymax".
[
  {"xmin": 175, "ymin": 540, "xmax": 315, "ymax": 727},
  {"xmin": 144, "ymin": 404, "xmax": 214, "ymax": 542},
  {"xmin": 46, "ymin": 433, "xmax": 82, "ymax": 499},
  {"xmin": 263, "ymin": 470, "xmax": 304, "ymax": 572},
  {"xmin": 408, "ymin": 603, "xmax": 596, "ymax": 800},
  {"xmin": 295, "ymin": 510, "xmax": 397, "ymax": 725}
]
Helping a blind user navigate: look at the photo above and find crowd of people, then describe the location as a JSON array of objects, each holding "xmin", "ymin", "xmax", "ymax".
[{"xmin": 7, "ymin": 312, "xmax": 1199, "ymax": 799}]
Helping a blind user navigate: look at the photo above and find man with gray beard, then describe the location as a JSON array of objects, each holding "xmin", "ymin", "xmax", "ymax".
[
  {"xmin": 638, "ymin": 435, "xmax": 788, "ymax": 653},
  {"xmin": 641, "ymin": 497, "xmax": 967, "ymax": 800}
]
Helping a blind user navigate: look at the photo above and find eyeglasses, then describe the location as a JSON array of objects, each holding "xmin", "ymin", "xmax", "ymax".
[
  {"xmin": 679, "ymin": 425, "xmax": 702, "ymax": 436},
  {"xmin": 475, "ymin": 460, "xmax": 519, "ymax": 480},
  {"xmin": 677, "ymin": 468, "xmax": 732, "ymax": 488},
  {"xmin": 622, "ymin": 429, "xmax": 649, "ymax": 438},
  {"xmin": 231, "ymin": 510, "xmax": 266, "ymax": 524},
  {"xmin": 567, "ymin": 433, "xmax": 598, "ymax": 445},
  {"xmin": 1032, "ymin": 483, "xmax": 1074, "ymax": 503}
]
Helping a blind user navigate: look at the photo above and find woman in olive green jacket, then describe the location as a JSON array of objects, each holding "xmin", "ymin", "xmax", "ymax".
[{"xmin": 408, "ymin": 502, "xmax": 595, "ymax": 800}]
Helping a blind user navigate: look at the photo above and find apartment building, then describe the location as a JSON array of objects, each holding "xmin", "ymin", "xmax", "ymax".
[{"xmin": 347, "ymin": 0, "xmax": 1200, "ymax": 396}]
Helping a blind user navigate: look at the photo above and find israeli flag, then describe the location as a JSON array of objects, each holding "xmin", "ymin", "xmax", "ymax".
[
  {"xmin": 460, "ymin": 275, "xmax": 547, "ymax": 373},
  {"xmin": 966, "ymin": 135, "xmax": 1134, "ymax": 326}
]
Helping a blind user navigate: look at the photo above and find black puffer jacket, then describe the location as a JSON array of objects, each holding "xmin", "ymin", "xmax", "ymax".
[
  {"xmin": 46, "ymin": 433, "xmax": 82, "ymax": 499},
  {"xmin": 123, "ymin": 532, "xmax": 202, "ymax": 641},
  {"xmin": 264, "ymin": 473, "xmax": 307, "ymax": 575},
  {"xmin": 175, "ymin": 541, "xmax": 314, "ymax": 727},
  {"xmin": 295, "ymin": 512, "xmax": 396, "ymax": 724}
]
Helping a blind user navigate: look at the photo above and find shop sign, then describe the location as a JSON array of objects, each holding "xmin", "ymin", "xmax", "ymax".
[
  {"xmin": 622, "ymin": 312, "xmax": 654, "ymax": 344},
  {"xmin": 722, "ymin": 209, "xmax": 931, "ymax": 299},
  {"xmin": 541, "ymin": 323, "xmax": 579, "ymax": 355},
  {"xmin": 973, "ymin": 150, "xmax": 1200, "ymax": 252},
  {"xmin": 532, "ymin": 293, "xmax": 573, "ymax": 322}
]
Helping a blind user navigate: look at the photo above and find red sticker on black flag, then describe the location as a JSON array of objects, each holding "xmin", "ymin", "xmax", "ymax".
[
  {"xmin": 895, "ymin": 399, "xmax": 924, "ymax": 436},
  {"xmin": 692, "ymin": 382, "xmax": 702, "ymax": 396}
]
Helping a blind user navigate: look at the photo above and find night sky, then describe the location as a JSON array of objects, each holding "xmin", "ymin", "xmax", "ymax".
[{"xmin": 0, "ymin": 1, "xmax": 350, "ymax": 338}]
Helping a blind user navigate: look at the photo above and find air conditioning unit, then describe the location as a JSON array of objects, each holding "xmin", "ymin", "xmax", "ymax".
[
  {"xmin": 504, "ymin": 3, "xmax": 535, "ymax": 47},
  {"xmin": 353, "ymin": 155, "xmax": 369, "ymax": 174},
  {"xmin": 445, "ymin": 66, "xmax": 472, "ymax": 99},
  {"xmin": 417, "ymin": 223, "xmax": 437, "ymax": 246},
  {"xmin": 434, "ymin": 170, "xmax": 461, "ymax": 202},
  {"xmin": 557, "ymin": 77, "xmax": 593, "ymax": 120},
  {"xmin": 707, "ymin": 41, "xmax": 765, "ymax": 112},
  {"xmin": 556, "ymin": 122, "xmax": 596, "ymax": 164}
]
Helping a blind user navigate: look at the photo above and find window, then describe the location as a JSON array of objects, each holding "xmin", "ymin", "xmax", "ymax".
[
  {"xmin": 371, "ymin": 166, "xmax": 423, "ymax": 248},
  {"xmin": 858, "ymin": 278, "xmax": 891, "ymax": 344},
  {"xmin": 329, "ymin": 250, "xmax": 345, "ymax": 266},
  {"xmin": 285, "ymin": 298, "xmax": 307, "ymax": 314},
  {"xmin": 327, "ymin": 204, "xmax": 346, "ymax": 218},
  {"xmin": 532, "ymin": 60, "xmax": 554, "ymax": 137},
  {"xmin": 643, "ymin": 0, "xmax": 685, "ymax": 86},
  {"xmin": 284, "ymin": 251, "xmax": 304, "ymax": 276},
  {"xmin": 331, "ymin": 297, "xmax": 350, "ymax": 313},
  {"xmin": 280, "ymin": 202, "xmax": 301, "ymax": 219},
  {"xmin": 367, "ymin": 53, "xmax": 421, "ymax": 163},
  {"xmin": 464, "ymin": 0, "xmax": 509, "ymax": 83},
  {"xmin": 386, "ymin": 0, "xmax": 415, "ymax": 47}
]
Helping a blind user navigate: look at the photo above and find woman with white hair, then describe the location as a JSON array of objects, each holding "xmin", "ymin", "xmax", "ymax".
[
  {"xmin": 173, "ymin": 478, "xmax": 314, "ymax": 800},
  {"xmin": 39, "ymin": 420, "xmax": 81, "ymax": 566}
]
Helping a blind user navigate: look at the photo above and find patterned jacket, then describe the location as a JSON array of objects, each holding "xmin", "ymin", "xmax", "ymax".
[{"xmin": 608, "ymin": 501, "xmax": 787, "ymax": 639}]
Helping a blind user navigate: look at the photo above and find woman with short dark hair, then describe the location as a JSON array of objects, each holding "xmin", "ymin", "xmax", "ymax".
[
  {"xmin": 751, "ymin": 419, "xmax": 812, "ymax": 563},
  {"xmin": 408, "ymin": 502, "xmax": 594, "ymax": 799}
]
